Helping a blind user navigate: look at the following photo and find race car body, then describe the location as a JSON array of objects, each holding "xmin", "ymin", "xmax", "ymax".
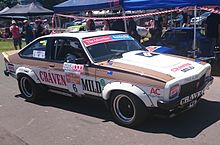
[{"xmin": 2, "ymin": 31, "xmax": 213, "ymax": 127}]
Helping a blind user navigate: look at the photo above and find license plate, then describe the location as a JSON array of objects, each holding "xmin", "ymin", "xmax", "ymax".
[
  {"xmin": 180, "ymin": 90, "xmax": 205, "ymax": 105},
  {"xmin": 189, "ymin": 100, "xmax": 197, "ymax": 108}
]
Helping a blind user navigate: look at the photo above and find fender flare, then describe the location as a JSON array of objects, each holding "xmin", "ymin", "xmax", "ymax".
[
  {"xmin": 102, "ymin": 82, "xmax": 154, "ymax": 107},
  {"xmin": 16, "ymin": 67, "xmax": 40, "ymax": 83}
]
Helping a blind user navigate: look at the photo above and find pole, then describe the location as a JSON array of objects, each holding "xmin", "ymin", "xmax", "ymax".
[
  {"xmin": 193, "ymin": 5, "xmax": 197, "ymax": 54},
  {"xmin": 122, "ymin": 8, "xmax": 127, "ymax": 32}
]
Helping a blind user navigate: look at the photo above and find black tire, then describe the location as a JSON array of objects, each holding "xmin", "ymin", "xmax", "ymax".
[
  {"xmin": 110, "ymin": 91, "xmax": 147, "ymax": 127},
  {"xmin": 18, "ymin": 75, "xmax": 42, "ymax": 102}
]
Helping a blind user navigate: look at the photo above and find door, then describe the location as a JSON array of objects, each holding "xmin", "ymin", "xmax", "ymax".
[{"xmin": 49, "ymin": 37, "xmax": 96, "ymax": 96}]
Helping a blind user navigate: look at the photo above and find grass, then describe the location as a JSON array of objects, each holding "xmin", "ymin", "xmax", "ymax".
[
  {"xmin": 0, "ymin": 39, "xmax": 15, "ymax": 52},
  {"xmin": 0, "ymin": 39, "xmax": 26, "ymax": 52}
]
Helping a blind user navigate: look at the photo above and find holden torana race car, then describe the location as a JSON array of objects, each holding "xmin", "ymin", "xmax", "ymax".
[{"xmin": 2, "ymin": 31, "xmax": 213, "ymax": 127}]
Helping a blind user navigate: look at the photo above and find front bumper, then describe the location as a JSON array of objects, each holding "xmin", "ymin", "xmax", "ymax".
[{"xmin": 157, "ymin": 76, "xmax": 214, "ymax": 115}]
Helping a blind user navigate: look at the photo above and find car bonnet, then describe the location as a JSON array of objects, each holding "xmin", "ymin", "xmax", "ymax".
[{"xmin": 98, "ymin": 50, "xmax": 205, "ymax": 81}]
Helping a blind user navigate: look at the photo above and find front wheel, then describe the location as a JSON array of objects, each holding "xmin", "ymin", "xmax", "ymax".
[
  {"xmin": 110, "ymin": 91, "xmax": 147, "ymax": 127},
  {"xmin": 18, "ymin": 75, "xmax": 41, "ymax": 102}
]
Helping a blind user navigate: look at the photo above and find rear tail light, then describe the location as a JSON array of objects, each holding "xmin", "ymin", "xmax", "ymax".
[{"xmin": 169, "ymin": 84, "xmax": 180, "ymax": 99}]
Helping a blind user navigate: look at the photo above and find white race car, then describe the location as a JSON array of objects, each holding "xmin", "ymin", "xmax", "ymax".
[{"xmin": 3, "ymin": 31, "xmax": 213, "ymax": 127}]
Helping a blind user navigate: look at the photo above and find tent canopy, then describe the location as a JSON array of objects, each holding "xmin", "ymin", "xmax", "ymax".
[
  {"xmin": 0, "ymin": 7, "xmax": 10, "ymax": 14},
  {"xmin": 122, "ymin": 0, "xmax": 220, "ymax": 11},
  {"xmin": 0, "ymin": 2, "xmax": 53, "ymax": 16},
  {"xmin": 54, "ymin": 0, "xmax": 121, "ymax": 13},
  {"xmin": 54, "ymin": 0, "xmax": 220, "ymax": 13}
]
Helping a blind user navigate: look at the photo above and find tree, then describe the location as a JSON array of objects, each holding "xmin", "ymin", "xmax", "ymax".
[{"xmin": 0, "ymin": 0, "xmax": 18, "ymax": 10}]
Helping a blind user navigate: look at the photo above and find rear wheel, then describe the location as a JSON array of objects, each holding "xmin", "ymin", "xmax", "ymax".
[
  {"xmin": 18, "ymin": 75, "xmax": 42, "ymax": 102},
  {"xmin": 110, "ymin": 91, "xmax": 147, "ymax": 127}
]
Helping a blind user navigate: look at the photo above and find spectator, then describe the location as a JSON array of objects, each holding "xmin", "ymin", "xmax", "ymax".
[
  {"xmin": 35, "ymin": 18, "xmax": 45, "ymax": 38},
  {"xmin": 103, "ymin": 20, "xmax": 110, "ymax": 31},
  {"xmin": 206, "ymin": 8, "xmax": 220, "ymax": 55},
  {"xmin": 42, "ymin": 19, "xmax": 50, "ymax": 35},
  {"xmin": 111, "ymin": 18, "xmax": 125, "ymax": 32},
  {"xmin": 128, "ymin": 18, "xmax": 141, "ymax": 42},
  {"xmin": 86, "ymin": 11, "xmax": 95, "ymax": 31},
  {"xmin": 10, "ymin": 20, "xmax": 21, "ymax": 50},
  {"xmin": 182, "ymin": 11, "xmax": 189, "ymax": 27},
  {"xmin": 22, "ymin": 20, "xmax": 34, "ymax": 45}
]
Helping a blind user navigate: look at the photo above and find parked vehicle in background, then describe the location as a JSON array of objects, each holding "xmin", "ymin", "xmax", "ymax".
[
  {"xmin": 190, "ymin": 12, "xmax": 211, "ymax": 26},
  {"xmin": 66, "ymin": 20, "xmax": 104, "ymax": 32},
  {"xmin": 155, "ymin": 27, "xmax": 217, "ymax": 63}
]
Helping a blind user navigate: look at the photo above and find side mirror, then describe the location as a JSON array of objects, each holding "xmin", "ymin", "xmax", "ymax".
[{"xmin": 75, "ymin": 58, "xmax": 88, "ymax": 64}]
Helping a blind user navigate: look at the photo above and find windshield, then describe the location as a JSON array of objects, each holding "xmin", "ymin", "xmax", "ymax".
[
  {"xmin": 83, "ymin": 34, "xmax": 145, "ymax": 62},
  {"xmin": 201, "ymin": 12, "xmax": 211, "ymax": 17}
]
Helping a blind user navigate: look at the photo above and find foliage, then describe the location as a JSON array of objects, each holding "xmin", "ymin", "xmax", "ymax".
[
  {"xmin": 0, "ymin": 0, "xmax": 18, "ymax": 10},
  {"xmin": 0, "ymin": 0, "xmax": 66, "ymax": 11},
  {"xmin": 37, "ymin": 0, "xmax": 66, "ymax": 10}
]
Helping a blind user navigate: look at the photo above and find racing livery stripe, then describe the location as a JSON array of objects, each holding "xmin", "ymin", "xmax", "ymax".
[{"xmin": 91, "ymin": 64, "xmax": 167, "ymax": 83}]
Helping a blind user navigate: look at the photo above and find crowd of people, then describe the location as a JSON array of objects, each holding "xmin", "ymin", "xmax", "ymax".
[
  {"xmin": 6, "ymin": 9, "xmax": 220, "ymax": 54},
  {"xmin": 9, "ymin": 17, "xmax": 49, "ymax": 50}
]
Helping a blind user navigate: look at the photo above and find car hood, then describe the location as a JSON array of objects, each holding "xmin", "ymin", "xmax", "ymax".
[{"xmin": 100, "ymin": 51, "xmax": 205, "ymax": 81}]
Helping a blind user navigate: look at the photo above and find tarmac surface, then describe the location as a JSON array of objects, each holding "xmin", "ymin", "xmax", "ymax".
[{"xmin": 0, "ymin": 54, "xmax": 220, "ymax": 145}]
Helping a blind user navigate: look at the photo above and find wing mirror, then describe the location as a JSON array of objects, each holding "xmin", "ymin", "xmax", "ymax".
[{"xmin": 75, "ymin": 58, "xmax": 88, "ymax": 64}]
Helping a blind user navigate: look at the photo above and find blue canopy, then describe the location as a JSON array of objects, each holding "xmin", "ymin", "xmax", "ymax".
[
  {"xmin": 54, "ymin": 0, "xmax": 220, "ymax": 13},
  {"xmin": 54, "ymin": 0, "xmax": 121, "ymax": 13},
  {"xmin": 123, "ymin": 0, "xmax": 220, "ymax": 11}
]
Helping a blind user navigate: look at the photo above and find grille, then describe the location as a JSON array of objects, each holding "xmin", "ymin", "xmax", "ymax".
[{"xmin": 179, "ymin": 75, "xmax": 205, "ymax": 97}]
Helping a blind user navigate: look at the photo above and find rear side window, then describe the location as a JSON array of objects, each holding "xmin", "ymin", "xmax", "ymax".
[{"xmin": 20, "ymin": 39, "xmax": 48, "ymax": 59}]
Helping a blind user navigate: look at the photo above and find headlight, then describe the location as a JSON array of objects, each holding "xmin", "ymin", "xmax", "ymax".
[
  {"xmin": 205, "ymin": 68, "xmax": 211, "ymax": 78},
  {"xmin": 169, "ymin": 84, "xmax": 180, "ymax": 99}
]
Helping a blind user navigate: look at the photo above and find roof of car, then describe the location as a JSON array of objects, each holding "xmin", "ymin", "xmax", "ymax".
[{"xmin": 42, "ymin": 31, "xmax": 125, "ymax": 39}]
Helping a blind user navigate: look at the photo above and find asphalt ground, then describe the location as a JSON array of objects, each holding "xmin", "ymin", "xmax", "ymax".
[{"xmin": 0, "ymin": 54, "xmax": 220, "ymax": 145}]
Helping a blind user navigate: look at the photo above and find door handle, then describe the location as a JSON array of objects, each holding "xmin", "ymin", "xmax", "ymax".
[{"xmin": 49, "ymin": 64, "xmax": 55, "ymax": 68}]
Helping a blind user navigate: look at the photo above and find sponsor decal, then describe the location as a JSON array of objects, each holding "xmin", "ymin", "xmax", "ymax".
[
  {"xmin": 65, "ymin": 72, "xmax": 80, "ymax": 84},
  {"xmin": 150, "ymin": 88, "xmax": 160, "ymax": 96},
  {"xmin": 81, "ymin": 79, "xmax": 102, "ymax": 93},
  {"xmin": 63, "ymin": 63, "xmax": 84, "ymax": 72},
  {"xmin": 136, "ymin": 52, "xmax": 158, "ymax": 57},
  {"xmin": 111, "ymin": 34, "xmax": 133, "ymax": 41},
  {"xmin": 107, "ymin": 71, "xmax": 113, "ymax": 75},
  {"xmin": 33, "ymin": 50, "xmax": 45, "ymax": 59},
  {"xmin": 181, "ymin": 66, "xmax": 195, "ymax": 72},
  {"xmin": 171, "ymin": 63, "xmax": 193, "ymax": 72},
  {"xmin": 83, "ymin": 36, "xmax": 112, "ymax": 46},
  {"xmin": 146, "ymin": 46, "xmax": 161, "ymax": 52},
  {"xmin": 39, "ymin": 71, "xmax": 66, "ymax": 86},
  {"xmin": 83, "ymin": 34, "xmax": 133, "ymax": 46},
  {"xmin": 107, "ymin": 60, "xmax": 113, "ymax": 66}
]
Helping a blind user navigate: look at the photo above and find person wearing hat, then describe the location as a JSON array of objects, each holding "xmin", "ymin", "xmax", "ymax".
[
  {"xmin": 10, "ymin": 20, "xmax": 21, "ymax": 50},
  {"xmin": 35, "ymin": 18, "xmax": 45, "ymax": 38},
  {"xmin": 22, "ymin": 20, "xmax": 34, "ymax": 45}
]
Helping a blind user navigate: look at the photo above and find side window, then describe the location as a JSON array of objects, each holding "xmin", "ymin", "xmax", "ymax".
[
  {"xmin": 51, "ymin": 37, "xmax": 85, "ymax": 63},
  {"xmin": 20, "ymin": 39, "xmax": 47, "ymax": 59}
]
